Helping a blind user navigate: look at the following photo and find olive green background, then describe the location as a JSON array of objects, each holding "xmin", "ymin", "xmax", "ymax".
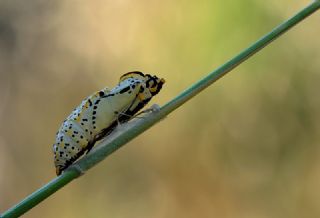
[{"xmin": 1, "ymin": 0, "xmax": 319, "ymax": 217}]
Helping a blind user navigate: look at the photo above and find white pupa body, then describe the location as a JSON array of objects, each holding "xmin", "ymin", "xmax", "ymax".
[{"xmin": 53, "ymin": 72, "xmax": 165, "ymax": 175}]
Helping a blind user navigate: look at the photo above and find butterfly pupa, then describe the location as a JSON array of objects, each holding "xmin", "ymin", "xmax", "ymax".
[{"xmin": 53, "ymin": 71, "xmax": 165, "ymax": 175}]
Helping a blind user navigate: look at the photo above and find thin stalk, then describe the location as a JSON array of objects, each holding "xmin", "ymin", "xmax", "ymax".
[{"xmin": 2, "ymin": 1, "xmax": 320, "ymax": 218}]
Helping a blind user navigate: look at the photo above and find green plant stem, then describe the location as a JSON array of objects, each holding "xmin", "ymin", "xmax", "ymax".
[{"xmin": 2, "ymin": 1, "xmax": 320, "ymax": 218}]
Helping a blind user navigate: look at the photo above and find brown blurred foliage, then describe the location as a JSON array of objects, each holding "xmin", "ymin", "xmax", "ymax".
[{"xmin": 1, "ymin": 0, "xmax": 320, "ymax": 217}]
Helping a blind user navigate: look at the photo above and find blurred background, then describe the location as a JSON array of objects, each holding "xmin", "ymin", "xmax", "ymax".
[{"xmin": 1, "ymin": 0, "xmax": 320, "ymax": 217}]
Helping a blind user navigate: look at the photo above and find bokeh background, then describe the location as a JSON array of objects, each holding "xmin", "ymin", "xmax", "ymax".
[{"xmin": 1, "ymin": 0, "xmax": 320, "ymax": 217}]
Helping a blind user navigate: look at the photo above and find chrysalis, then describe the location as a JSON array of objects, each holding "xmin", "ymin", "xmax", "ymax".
[{"xmin": 53, "ymin": 71, "xmax": 165, "ymax": 175}]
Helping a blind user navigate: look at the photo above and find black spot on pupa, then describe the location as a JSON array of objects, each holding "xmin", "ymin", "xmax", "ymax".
[
  {"xmin": 119, "ymin": 86, "xmax": 130, "ymax": 94},
  {"xmin": 93, "ymin": 111, "xmax": 96, "ymax": 115},
  {"xmin": 93, "ymin": 106, "xmax": 97, "ymax": 109},
  {"xmin": 102, "ymin": 93, "xmax": 115, "ymax": 98},
  {"xmin": 104, "ymin": 93, "xmax": 114, "ymax": 97},
  {"xmin": 99, "ymin": 91, "xmax": 104, "ymax": 97},
  {"xmin": 72, "ymin": 135, "xmax": 75, "ymax": 137},
  {"xmin": 92, "ymin": 116, "xmax": 96, "ymax": 120},
  {"xmin": 80, "ymin": 135, "xmax": 84, "ymax": 139},
  {"xmin": 73, "ymin": 131, "xmax": 78, "ymax": 134},
  {"xmin": 88, "ymin": 99, "xmax": 93, "ymax": 106}
]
